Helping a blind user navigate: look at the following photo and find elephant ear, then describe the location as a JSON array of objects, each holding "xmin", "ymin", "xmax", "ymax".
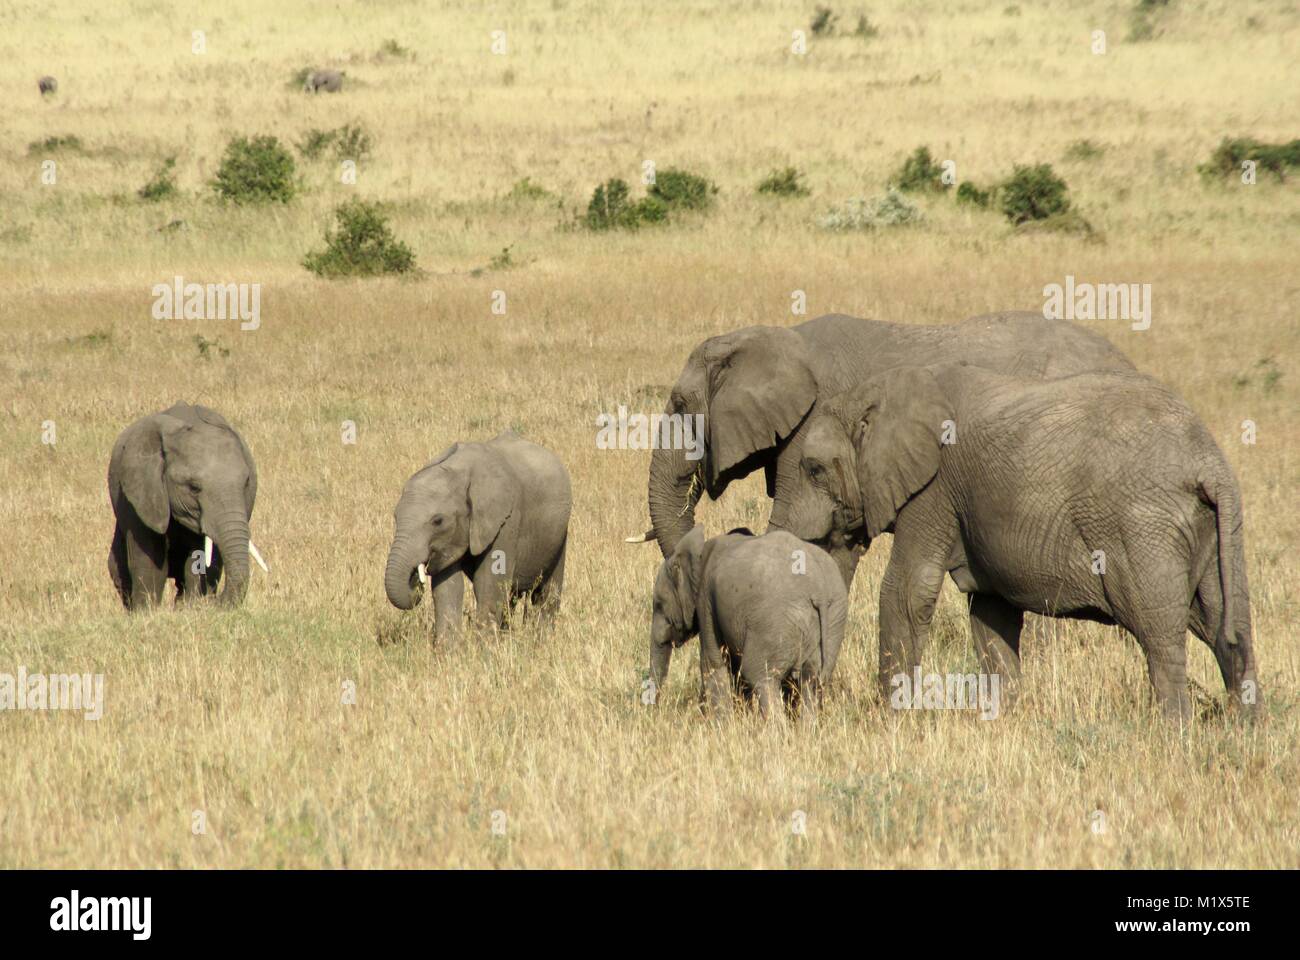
[
  {"xmin": 668, "ymin": 525, "xmax": 706, "ymax": 631},
  {"xmin": 112, "ymin": 413, "xmax": 187, "ymax": 534},
  {"xmin": 853, "ymin": 367, "xmax": 952, "ymax": 538},
  {"xmin": 703, "ymin": 326, "xmax": 818, "ymax": 490},
  {"xmin": 467, "ymin": 448, "xmax": 516, "ymax": 556}
]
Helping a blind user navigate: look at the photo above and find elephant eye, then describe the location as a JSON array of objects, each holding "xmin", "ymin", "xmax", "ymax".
[{"xmin": 431, "ymin": 516, "xmax": 444, "ymax": 527}]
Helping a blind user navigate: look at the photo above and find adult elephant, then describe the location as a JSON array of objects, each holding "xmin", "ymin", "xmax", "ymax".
[
  {"xmin": 108, "ymin": 403, "xmax": 264, "ymax": 609},
  {"xmin": 638, "ymin": 311, "xmax": 1135, "ymax": 585}
]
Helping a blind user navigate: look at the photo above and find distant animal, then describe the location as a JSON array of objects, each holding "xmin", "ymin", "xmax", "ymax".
[
  {"xmin": 795, "ymin": 364, "xmax": 1258, "ymax": 722},
  {"xmin": 38, "ymin": 76, "xmax": 57, "ymax": 96},
  {"xmin": 304, "ymin": 69, "xmax": 343, "ymax": 93},
  {"xmin": 108, "ymin": 404, "xmax": 265, "ymax": 609},
  {"xmin": 384, "ymin": 431, "xmax": 572, "ymax": 639},
  {"xmin": 648, "ymin": 526, "xmax": 848, "ymax": 722}
]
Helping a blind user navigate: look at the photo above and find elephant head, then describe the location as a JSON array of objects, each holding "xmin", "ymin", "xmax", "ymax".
[
  {"xmin": 111, "ymin": 405, "xmax": 258, "ymax": 604},
  {"xmin": 794, "ymin": 367, "xmax": 953, "ymax": 543},
  {"xmin": 645, "ymin": 326, "xmax": 818, "ymax": 557},
  {"xmin": 648, "ymin": 525, "xmax": 706, "ymax": 696},
  {"xmin": 384, "ymin": 443, "xmax": 514, "ymax": 610}
]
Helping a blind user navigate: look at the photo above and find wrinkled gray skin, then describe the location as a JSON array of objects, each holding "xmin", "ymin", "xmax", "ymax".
[
  {"xmin": 384, "ymin": 431, "xmax": 572, "ymax": 639},
  {"xmin": 38, "ymin": 76, "xmax": 57, "ymax": 96},
  {"xmin": 645, "ymin": 312, "xmax": 1134, "ymax": 590},
  {"xmin": 794, "ymin": 364, "xmax": 1257, "ymax": 723},
  {"xmin": 650, "ymin": 526, "xmax": 848, "ymax": 722},
  {"xmin": 304, "ymin": 70, "xmax": 343, "ymax": 93},
  {"xmin": 108, "ymin": 404, "xmax": 257, "ymax": 609}
]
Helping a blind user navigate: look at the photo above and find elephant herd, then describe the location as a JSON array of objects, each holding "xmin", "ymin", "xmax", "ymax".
[{"xmin": 106, "ymin": 310, "xmax": 1258, "ymax": 725}]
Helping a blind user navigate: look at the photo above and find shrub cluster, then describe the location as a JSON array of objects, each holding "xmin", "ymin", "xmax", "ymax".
[
  {"xmin": 757, "ymin": 166, "xmax": 810, "ymax": 197},
  {"xmin": 892, "ymin": 146, "xmax": 951, "ymax": 193},
  {"xmin": 297, "ymin": 124, "xmax": 373, "ymax": 161},
  {"xmin": 1199, "ymin": 137, "xmax": 1300, "ymax": 182},
  {"xmin": 583, "ymin": 167, "xmax": 717, "ymax": 230},
  {"xmin": 302, "ymin": 199, "xmax": 416, "ymax": 277},
  {"xmin": 212, "ymin": 135, "xmax": 297, "ymax": 204},
  {"xmin": 138, "ymin": 156, "xmax": 178, "ymax": 202}
]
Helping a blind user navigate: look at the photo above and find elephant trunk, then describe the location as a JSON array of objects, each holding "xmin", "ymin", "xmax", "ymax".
[
  {"xmin": 649, "ymin": 623, "xmax": 674, "ymax": 703},
  {"xmin": 211, "ymin": 509, "xmax": 250, "ymax": 605},
  {"xmin": 385, "ymin": 532, "xmax": 426, "ymax": 610},
  {"xmin": 648, "ymin": 443, "xmax": 700, "ymax": 559}
]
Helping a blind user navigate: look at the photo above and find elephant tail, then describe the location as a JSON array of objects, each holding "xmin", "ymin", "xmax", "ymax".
[
  {"xmin": 1198, "ymin": 470, "xmax": 1240, "ymax": 648},
  {"xmin": 811, "ymin": 597, "xmax": 829, "ymax": 671}
]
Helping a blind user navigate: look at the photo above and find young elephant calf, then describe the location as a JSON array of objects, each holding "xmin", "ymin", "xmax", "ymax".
[
  {"xmin": 649, "ymin": 526, "xmax": 848, "ymax": 721},
  {"xmin": 793, "ymin": 364, "xmax": 1258, "ymax": 722},
  {"xmin": 384, "ymin": 431, "xmax": 571, "ymax": 639}
]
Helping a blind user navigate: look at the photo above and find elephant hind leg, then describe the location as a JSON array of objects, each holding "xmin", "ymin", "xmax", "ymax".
[
  {"xmin": 1190, "ymin": 570, "xmax": 1258, "ymax": 713},
  {"xmin": 796, "ymin": 666, "xmax": 821, "ymax": 728},
  {"xmin": 1138, "ymin": 633, "xmax": 1192, "ymax": 725},
  {"xmin": 531, "ymin": 537, "xmax": 566, "ymax": 629},
  {"xmin": 969, "ymin": 594, "xmax": 1024, "ymax": 714}
]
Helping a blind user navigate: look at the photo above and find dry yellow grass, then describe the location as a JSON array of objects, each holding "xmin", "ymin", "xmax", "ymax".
[{"xmin": 0, "ymin": 0, "xmax": 1296, "ymax": 867}]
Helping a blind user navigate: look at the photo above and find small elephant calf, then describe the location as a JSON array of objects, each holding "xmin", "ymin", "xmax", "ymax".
[
  {"xmin": 649, "ymin": 526, "xmax": 848, "ymax": 721},
  {"xmin": 384, "ymin": 431, "xmax": 571, "ymax": 639},
  {"xmin": 108, "ymin": 404, "xmax": 264, "ymax": 609}
]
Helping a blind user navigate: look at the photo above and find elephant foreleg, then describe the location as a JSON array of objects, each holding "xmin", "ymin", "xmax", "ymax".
[
  {"xmin": 124, "ymin": 521, "xmax": 168, "ymax": 610},
  {"xmin": 471, "ymin": 556, "xmax": 510, "ymax": 630},
  {"xmin": 877, "ymin": 556, "xmax": 946, "ymax": 703},
  {"xmin": 430, "ymin": 565, "xmax": 466, "ymax": 642},
  {"xmin": 969, "ymin": 593, "xmax": 1024, "ymax": 716},
  {"xmin": 697, "ymin": 602, "xmax": 731, "ymax": 715}
]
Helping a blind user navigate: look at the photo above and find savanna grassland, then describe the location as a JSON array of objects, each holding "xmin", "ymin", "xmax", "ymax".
[{"xmin": 1, "ymin": 0, "xmax": 1297, "ymax": 868}]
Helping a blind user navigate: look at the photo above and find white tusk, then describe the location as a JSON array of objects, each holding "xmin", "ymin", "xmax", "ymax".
[
  {"xmin": 248, "ymin": 540, "xmax": 269, "ymax": 573},
  {"xmin": 624, "ymin": 533, "xmax": 648, "ymax": 543},
  {"xmin": 203, "ymin": 536, "xmax": 213, "ymax": 568},
  {"xmin": 417, "ymin": 563, "xmax": 430, "ymax": 585}
]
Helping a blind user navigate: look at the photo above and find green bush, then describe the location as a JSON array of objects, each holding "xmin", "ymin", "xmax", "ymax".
[
  {"xmin": 1198, "ymin": 137, "xmax": 1300, "ymax": 182},
  {"xmin": 297, "ymin": 124, "xmax": 372, "ymax": 161},
  {"xmin": 504, "ymin": 177, "xmax": 554, "ymax": 203},
  {"xmin": 892, "ymin": 146, "xmax": 950, "ymax": 193},
  {"xmin": 584, "ymin": 178, "xmax": 670, "ymax": 230},
  {"xmin": 648, "ymin": 167, "xmax": 718, "ymax": 212},
  {"xmin": 998, "ymin": 163, "xmax": 1071, "ymax": 224},
  {"xmin": 757, "ymin": 166, "xmax": 810, "ymax": 197},
  {"xmin": 955, "ymin": 181, "xmax": 992, "ymax": 208},
  {"xmin": 817, "ymin": 189, "xmax": 922, "ymax": 230},
  {"xmin": 853, "ymin": 15, "xmax": 880, "ymax": 38},
  {"xmin": 138, "ymin": 156, "xmax": 178, "ymax": 202},
  {"xmin": 212, "ymin": 135, "xmax": 297, "ymax": 204},
  {"xmin": 302, "ymin": 199, "xmax": 416, "ymax": 278},
  {"xmin": 810, "ymin": 6, "xmax": 838, "ymax": 35}
]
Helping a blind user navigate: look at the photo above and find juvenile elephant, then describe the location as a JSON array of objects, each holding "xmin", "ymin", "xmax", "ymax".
[
  {"xmin": 637, "ymin": 311, "xmax": 1134, "ymax": 589},
  {"xmin": 649, "ymin": 526, "xmax": 848, "ymax": 721},
  {"xmin": 384, "ymin": 431, "xmax": 571, "ymax": 638},
  {"xmin": 304, "ymin": 69, "xmax": 343, "ymax": 93},
  {"xmin": 794, "ymin": 364, "xmax": 1257, "ymax": 722},
  {"xmin": 108, "ymin": 404, "xmax": 264, "ymax": 609}
]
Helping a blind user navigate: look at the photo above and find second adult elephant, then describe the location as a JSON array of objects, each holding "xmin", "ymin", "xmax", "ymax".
[
  {"xmin": 639, "ymin": 311, "xmax": 1134, "ymax": 588},
  {"xmin": 384, "ymin": 431, "xmax": 572, "ymax": 638},
  {"xmin": 794, "ymin": 364, "xmax": 1257, "ymax": 721}
]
